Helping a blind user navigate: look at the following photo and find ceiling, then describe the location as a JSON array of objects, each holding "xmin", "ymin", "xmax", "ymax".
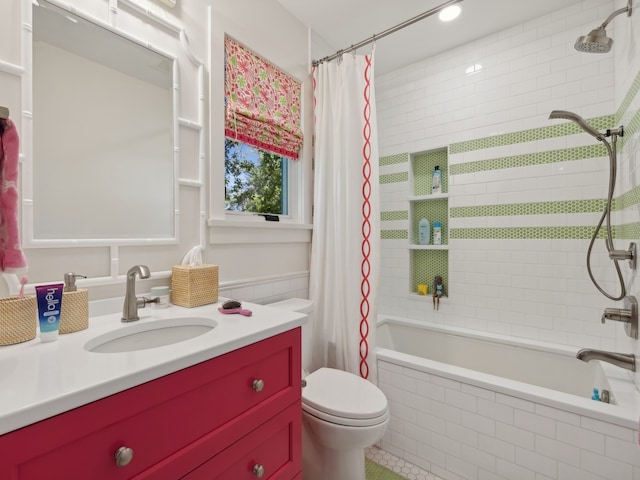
[{"xmin": 276, "ymin": 0, "xmax": 586, "ymax": 75}]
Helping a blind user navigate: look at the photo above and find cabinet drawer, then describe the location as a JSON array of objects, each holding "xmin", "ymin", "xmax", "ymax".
[
  {"xmin": 0, "ymin": 329, "xmax": 301, "ymax": 480},
  {"xmin": 182, "ymin": 402, "xmax": 301, "ymax": 480}
]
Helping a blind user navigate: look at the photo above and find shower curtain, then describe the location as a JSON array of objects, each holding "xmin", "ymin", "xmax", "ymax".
[{"xmin": 310, "ymin": 52, "xmax": 380, "ymax": 381}]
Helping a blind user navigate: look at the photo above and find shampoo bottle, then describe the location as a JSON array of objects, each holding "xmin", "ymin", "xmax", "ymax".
[
  {"xmin": 433, "ymin": 221, "xmax": 442, "ymax": 245},
  {"xmin": 418, "ymin": 218, "xmax": 430, "ymax": 245},
  {"xmin": 432, "ymin": 166, "xmax": 442, "ymax": 195}
]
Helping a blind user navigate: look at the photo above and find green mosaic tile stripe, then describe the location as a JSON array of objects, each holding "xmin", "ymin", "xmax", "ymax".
[
  {"xmin": 450, "ymin": 199, "xmax": 607, "ymax": 218},
  {"xmin": 615, "ymin": 67, "xmax": 640, "ymax": 150},
  {"xmin": 449, "ymin": 116, "xmax": 613, "ymax": 154},
  {"xmin": 412, "ymin": 249, "xmax": 448, "ymax": 296},
  {"xmin": 450, "ymin": 226, "xmax": 610, "ymax": 240},
  {"xmin": 380, "ymin": 215, "xmax": 619, "ymax": 243},
  {"xmin": 616, "ymin": 68, "xmax": 640, "ymax": 125},
  {"xmin": 379, "ymin": 153, "xmax": 409, "ymax": 166},
  {"xmin": 620, "ymin": 107, "xmax": 640, "ymax": 151},
  {"xmin": 613, "ymin": 70, "xmax": 640, "ymax": 149},
  {"xmin": 616, "ymin": 222, "xmax": 640, "ymax": 240},
  {"xmin": 412, "ymin": 149, "xmax": 448, "ymax": 195},
  {"xmin": 449, "ymin": 144, "xmax": 607, "ymax": 176},
  {"xmin": 381, "ymin": 211, "xmax": 408, "ymax": 221},
  {"xmin": 617, "ymin": 184, "xmax": 640, "ymax": 211},
  {"xmin": 381, "ymin": 229, "xmax": 408, "ymax": 240},
  {"xmin": 380, "ymin": 172, "xmax": 408, "ymax": 184}
]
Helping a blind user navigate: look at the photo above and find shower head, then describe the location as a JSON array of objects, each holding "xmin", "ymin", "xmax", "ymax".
[
  {"xmin": 548, "ymin": 110, "xmax": 605, "ymax": 141},
  {"xmin": 575, "ymin": 27, "xmax": 613, "ymax": 53},
  {"xmin": 574, "ymin": 0, "xmax": 632, "ymax": 53}
]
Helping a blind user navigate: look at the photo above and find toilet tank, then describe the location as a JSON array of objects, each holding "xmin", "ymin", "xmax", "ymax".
[{"xmin": 267, "ymin": 298, "xmax": 313, "ymax": 372}]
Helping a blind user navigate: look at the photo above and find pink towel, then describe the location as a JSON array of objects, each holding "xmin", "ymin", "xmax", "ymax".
[{"xmin": 0, "ymin": 118, "xmax": 27, "ymax": 271}]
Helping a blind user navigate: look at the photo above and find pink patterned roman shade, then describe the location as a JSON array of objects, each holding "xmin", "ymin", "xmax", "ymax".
[{"xmin": 224, "ymin": 36, "xmax": 303, "ymax": 160}]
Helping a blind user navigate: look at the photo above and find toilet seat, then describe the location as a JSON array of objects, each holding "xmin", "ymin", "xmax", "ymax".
[
  {"xmin": 302, "ymin": 367, "xmax": 389, "ymax": 427},
  {"xmin": 302, "ymin": 402, "xmax": 390, "ymax": 427}
]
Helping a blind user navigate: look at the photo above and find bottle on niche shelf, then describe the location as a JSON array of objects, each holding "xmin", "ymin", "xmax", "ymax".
[
  {"xmin": 433, "ymin": 222, "xmax": 442, "ymax": 245},
  {"xmin": 432, "ymin": 165, "xmax": 442, "ymax": 195},
  {"xmin": 418, "ymin": 218, "xmax": 430, "ymax": 245}
]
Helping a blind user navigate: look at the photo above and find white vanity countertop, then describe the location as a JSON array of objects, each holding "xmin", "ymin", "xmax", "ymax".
[{"xmin": 0, "ymin": 300, "xmax": 306, "ymax": 436}]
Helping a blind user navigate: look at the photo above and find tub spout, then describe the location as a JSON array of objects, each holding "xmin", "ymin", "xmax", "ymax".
[{"xmin": 576, "ymin": 348, "xmax": 636, "ymax": 372}]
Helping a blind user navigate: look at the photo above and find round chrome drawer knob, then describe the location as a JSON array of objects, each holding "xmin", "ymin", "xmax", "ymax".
[
  {"xmin": 253, "ymin": 464, "xmax": 265, "ymax": 478},
  {"xmin": 252, "ymin": 379, "xmax": 265, "ymax": 392},
  {"xmin": 114, "ymin": 446, "xmax": 134, "ymax": 467}
]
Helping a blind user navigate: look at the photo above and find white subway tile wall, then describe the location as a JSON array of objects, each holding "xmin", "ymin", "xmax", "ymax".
[
  {"xmin": 377, "ymin": 0, "xmax": 640, "ymax": 353},
  {"xmin": 376, "ymin": 1, "xmax": 640, "ymax": 478},
  {"xmin": 378, "ymin": 361, "xmax": 640, "ymax": 480}
]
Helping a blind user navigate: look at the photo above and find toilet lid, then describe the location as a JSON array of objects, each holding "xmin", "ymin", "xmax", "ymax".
[
  {"xmin": 268, "ymin": 298, "xmax": 313, "ymax": 314},
  {"xmin": 302, "ymin": 368, "xmax": 388, "ymax": 423}
]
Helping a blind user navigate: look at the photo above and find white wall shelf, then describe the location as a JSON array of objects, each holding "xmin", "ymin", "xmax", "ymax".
[
  {"xmin": 408, "ymin": 244, "xmax": 449, "ymax": 250},
  {"xmin": 408, "ymin": 193, "xmax": 449, "ymax": 202},
  {"xmin": 408, "ymin": 293, "xmax": 448, "ymax": 302}
]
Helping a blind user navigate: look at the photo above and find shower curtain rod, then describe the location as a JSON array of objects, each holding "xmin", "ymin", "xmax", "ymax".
[{"xmin": 312, "ymin": 0, "xmax": 464, "ymax": 67}]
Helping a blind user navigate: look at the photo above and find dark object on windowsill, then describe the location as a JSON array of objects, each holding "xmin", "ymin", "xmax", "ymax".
[{"xmin": 258, "ymin": 214, "xmax": 280, "ymax": 222}]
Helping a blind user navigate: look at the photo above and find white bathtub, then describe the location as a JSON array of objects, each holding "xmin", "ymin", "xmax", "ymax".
[{"xmin": 376, "ymin": 316, "xmax": 640, "ymax": 480}]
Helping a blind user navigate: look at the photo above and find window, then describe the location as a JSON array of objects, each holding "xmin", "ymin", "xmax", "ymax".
[
  {"xmin": 225, "ymin": 138, "xmax": 288, "ymax": 215},
  {"xmin": 224, "ymin": 36, "xmax": 302, "ymax": 218}
]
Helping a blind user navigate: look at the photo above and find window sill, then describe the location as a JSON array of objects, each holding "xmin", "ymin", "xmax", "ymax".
[{"xmin": 207, "ymin": 218, "xmax": 312, "ymax": 244}]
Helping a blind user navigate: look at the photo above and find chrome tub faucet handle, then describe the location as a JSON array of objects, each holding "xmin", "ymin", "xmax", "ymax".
[{"xmin": 601, "ymin": 296, "xmax": 638, "ymax": 339}]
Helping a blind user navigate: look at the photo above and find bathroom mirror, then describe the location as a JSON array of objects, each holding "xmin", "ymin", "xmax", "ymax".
[{"xmin": 30, "ymin": 0, "xmax": 175, "ymax": 241}]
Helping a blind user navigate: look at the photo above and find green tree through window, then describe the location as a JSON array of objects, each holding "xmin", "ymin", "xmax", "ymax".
[{"xmin": 225, "ymin": 138, "xmax": 288, "ymax": 215}]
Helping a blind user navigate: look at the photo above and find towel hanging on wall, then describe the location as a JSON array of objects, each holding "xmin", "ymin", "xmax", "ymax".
[{"xmin": 0, "ymin": 112, "xmax": 27, "ymax": 272}]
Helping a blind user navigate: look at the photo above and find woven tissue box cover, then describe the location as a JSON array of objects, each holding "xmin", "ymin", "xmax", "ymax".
[{"xmin": 171, "ymin": 264, "xmax": 219, "ymax": 307}]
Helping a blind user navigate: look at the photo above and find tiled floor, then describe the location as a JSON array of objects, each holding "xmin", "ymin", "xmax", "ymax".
[{"xmin": 365, "ymin": 445, "xmax": 443, "ymax": 480}]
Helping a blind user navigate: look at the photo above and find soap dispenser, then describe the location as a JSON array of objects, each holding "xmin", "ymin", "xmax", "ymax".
[{"xmin": 59, "ymin": 272, "xmax": 89, "ymax": 334}]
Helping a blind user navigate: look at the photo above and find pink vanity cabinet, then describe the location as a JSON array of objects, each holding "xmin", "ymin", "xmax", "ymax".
[{"xmin": 0, "ymin": 328, "xmax": 302, "ymax": 480}]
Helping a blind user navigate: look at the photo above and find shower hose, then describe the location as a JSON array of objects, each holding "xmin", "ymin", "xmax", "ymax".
[{"xmin": 586, "ymin": 135, "xmax": 625, "ymax": 301}]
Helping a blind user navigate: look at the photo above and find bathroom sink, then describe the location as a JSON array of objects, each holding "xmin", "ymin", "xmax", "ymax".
[{"xmin": 85, "ymin": 317, "xmax": 217, "ymax": 353}]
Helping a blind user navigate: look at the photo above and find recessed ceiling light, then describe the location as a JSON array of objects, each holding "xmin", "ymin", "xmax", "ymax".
[{"xmin": 439, "ymin": 4, "xmax": 462, "ymax": 22}]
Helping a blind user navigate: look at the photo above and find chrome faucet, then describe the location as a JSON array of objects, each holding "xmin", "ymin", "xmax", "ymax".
[
  {"xmin": 576, "ymin": 348, "xmax": 636, "ymax": 372},
  {"xmin": 122, "ymin": 265, "xmax": 153, "ymax": 322}
]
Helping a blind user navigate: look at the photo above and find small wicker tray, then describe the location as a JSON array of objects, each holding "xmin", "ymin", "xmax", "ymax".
[
  {"xmin": 0, "ymin": 295, "xmax": 37, "ymax": 346},
  {"xmin": 171, "ymin": 264, "xmax": 219, "ymax": 308}
]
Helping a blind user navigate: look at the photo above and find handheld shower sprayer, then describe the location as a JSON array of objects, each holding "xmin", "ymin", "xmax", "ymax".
[
  {"xmin": 548, "ymin": 110, "xmax": 630, "ymax": 301},
  {"xmin": 548, "ymin": 110, "xmax": 605, "ymax": 141}
]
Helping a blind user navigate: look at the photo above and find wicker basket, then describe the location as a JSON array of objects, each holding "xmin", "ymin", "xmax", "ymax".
[
  {"xmin": 60, "ymin": 289, "xmax": 89, "ymax": 334},
  {"xmin": 0, "ymin": 295, "xmax": 37, "ymax": 346},
  {"xmin": 171, "ymin": 264, "xmax": 219, "ymax": 308}
]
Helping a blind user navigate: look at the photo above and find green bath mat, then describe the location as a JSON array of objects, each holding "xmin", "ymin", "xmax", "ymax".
[{"xmin": 365, "ymin": 459, "xmax": 406, "ymax": 480}]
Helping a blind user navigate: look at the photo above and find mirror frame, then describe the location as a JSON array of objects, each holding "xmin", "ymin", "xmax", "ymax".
[{"xmin": 20, "ymin": 0, "xmax": 200, "ymax": 250}]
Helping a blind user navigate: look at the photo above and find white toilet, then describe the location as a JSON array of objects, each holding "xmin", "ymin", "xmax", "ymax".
[{"xmin": 268, "ymin": 298, "xmax": 389, "ymax": 480}]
